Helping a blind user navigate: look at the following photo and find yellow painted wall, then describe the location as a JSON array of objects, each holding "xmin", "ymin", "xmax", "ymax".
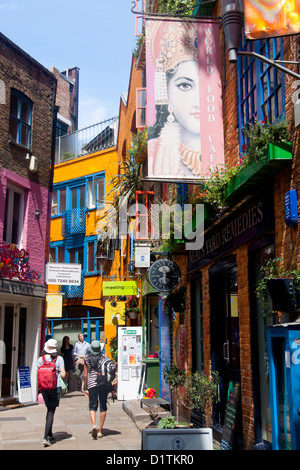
[{"xmin": 49, "ymin": 146, "xmax": 124, "ymax": 354}]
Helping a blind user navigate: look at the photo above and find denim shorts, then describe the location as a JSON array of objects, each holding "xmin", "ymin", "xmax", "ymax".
[{"xmin": 88, "ymin": 385, "xmax": 110, "ymax": 412}]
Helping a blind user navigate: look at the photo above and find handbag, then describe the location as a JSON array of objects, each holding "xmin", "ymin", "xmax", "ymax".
[{"xmin": 61, "ymin": 377, "xmax": 68, "ymax": 394}]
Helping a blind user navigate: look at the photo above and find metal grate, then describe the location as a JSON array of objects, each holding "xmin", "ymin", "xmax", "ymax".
[{"xmin": 0, "ymin": 416, "xmax": 27, "ymax": 421}]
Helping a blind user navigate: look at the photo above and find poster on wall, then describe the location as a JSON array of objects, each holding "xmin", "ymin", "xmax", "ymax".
[
  {"xmin": 244, "ymin": 0, "xmax": 300, "ymax": 39},
  {"xmin": 146, "ymin": 18, "xmax": 224, "ymax": 180},
  {"xmin": 46, "ymin": 294, "xmax": 63, "ymax": 318}
]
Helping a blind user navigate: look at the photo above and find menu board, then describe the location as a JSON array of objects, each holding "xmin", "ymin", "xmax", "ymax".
[{"xmin": 221, "ymin": 381, "xmax": 240, "ymax": 450}]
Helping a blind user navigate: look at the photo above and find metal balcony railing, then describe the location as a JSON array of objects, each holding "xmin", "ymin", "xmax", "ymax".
[
  {"xmin": 61, "ymin": 208, "xmax": 86, "ymax": 237},
  {"xmin": 55, "ymin": 116, "xmax": 119, "ymax": 164}
]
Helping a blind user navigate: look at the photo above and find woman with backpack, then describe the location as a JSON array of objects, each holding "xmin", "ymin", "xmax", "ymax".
[
  {"xmin": 84, "ymin": 340, "xmax": 116, "ymax": 439},
  {"xmin": 37, "ymin": 338, "xmax": 66, "ymax": 447}
]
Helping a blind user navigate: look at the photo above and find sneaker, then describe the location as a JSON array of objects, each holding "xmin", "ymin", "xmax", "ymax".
[
  {"xmin": 97, "ymin": 432, "xmax": 103, "ymax": 438},
  {"xmin": 91, "ymin": 426, "xmax": 97, "ymax": 439},
  {"xmin": 42, "ymin": 438, "xmax": 51, "ymax": 447}
]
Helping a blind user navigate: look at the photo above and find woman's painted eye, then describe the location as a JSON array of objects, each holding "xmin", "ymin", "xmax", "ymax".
[{"xmin": 177, "ymin": 81, "xmax": 193, "ymax": 91}]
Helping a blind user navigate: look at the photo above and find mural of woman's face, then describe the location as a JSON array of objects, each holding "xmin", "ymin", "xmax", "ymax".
[{"xmin": 167, "ymin": 60, "xmax": 200, "ymax": 139}]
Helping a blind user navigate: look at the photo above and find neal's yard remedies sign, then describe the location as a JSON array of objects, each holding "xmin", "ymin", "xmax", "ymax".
[{"xmin": 188, "ymin": 190, "xmax": 274, "ymax": 272}]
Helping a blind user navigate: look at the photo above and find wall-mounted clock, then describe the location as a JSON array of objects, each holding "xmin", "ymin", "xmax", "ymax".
[{"xmin": 148, "ymin": 259, "xmax": 181, "ymax": 293}]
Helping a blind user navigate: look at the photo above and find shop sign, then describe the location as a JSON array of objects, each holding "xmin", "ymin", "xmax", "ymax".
[
  {"xmin": 135, "ymin": 246, "xmax": 150, "ymax": 268},
  {"xmin": 188, "ymin": 192, "xmax": 274, "ymax": 272},
  {"xmin": 17, "ymin": 366, "xmax": 32, "ymax": 403},
  {"xmin": 46, "ymin": 294, "xmax": 63, "ymax": 318},
  {"xmin": 0, "ymin": 278, "xmax": 46, "ymax": 298},
  {"xmin": 45, "ymin": 263, "xmax": 81, "ymax": 285},
  {"xmin": 102, "ymin": 281, "xmax": 138, "ymax": 296},
  {"xmin": 105, "ymin": 301, "xmax": 126, "ymax": 326}
]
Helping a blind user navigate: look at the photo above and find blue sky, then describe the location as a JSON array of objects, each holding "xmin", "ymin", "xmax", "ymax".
[{"xmin": 0, "ymin": 0, "xmax": 137, "ymax": 128}]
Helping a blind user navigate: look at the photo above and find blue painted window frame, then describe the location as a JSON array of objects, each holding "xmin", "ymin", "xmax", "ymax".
[
  {"xmin": 237, "ymin": 35, "xmax": 286, "ymax": 156},
  {"xmin": 51, "ymin": 172, "xmax": 105, "ymax": 217},
  {"xmin": 49, "ymin": 241, "xmax": 65, "ymax": 263},
  {"xmin": 86, "ymin": 236, "xmax": 102, "ymax": 274}
]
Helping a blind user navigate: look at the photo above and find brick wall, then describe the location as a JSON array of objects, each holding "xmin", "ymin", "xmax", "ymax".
[
  {"xmin": 0, "ymin": 33, "xmax": 57, "ymax": 283},
  {"xmin": 0, "ymin": 33, "xmax": 56, "ymax": 188}
]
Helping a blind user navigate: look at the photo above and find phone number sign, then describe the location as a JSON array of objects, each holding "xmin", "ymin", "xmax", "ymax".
[{"xmin": 46, "ymin": 263, "xmax": 82, "ymax": 285}]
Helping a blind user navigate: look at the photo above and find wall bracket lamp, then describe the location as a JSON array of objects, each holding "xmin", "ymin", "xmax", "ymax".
[{"xmin": 221, "ymin": 0, "xmax": 300, "ymax": 80}]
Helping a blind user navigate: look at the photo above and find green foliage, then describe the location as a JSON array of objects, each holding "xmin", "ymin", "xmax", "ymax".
[
  {"xmin": 108, "ymin": 158, "xmax": 143, "ymax": 209},
  {"xmin": 164, "ymin": 366, "xmax": 219, "ymax": 415},
  {"xmin": 158, "ymin": 0, "xmax": 196, "ymax": 13},
  {"xmin": 256, "ymin": 257, "xmax": 300, "ymax": 317},
  {"xmin": 242, "ymin": 119, "xmax": 288, "ymax": 164},
  {"xmin": 183, "ymin": 371, "xmax": 219, "ymax": 414},
  {"xmin": 109, "ymin": 335, "xmax": 118, "ymax": 362},
  {"xmin": 164, "ymin": 365, "xmax": 187, "ymax": 388},
  {"xmin": 194, "ymin": 164, "xmax": 242, "ymax": 211},
  {"xmin": 128, "ymin": 128, "xmax": 148, "ymax": 159},
  {"xmin": 158, "ymin": 415, "xmax": 188, "ymax": 429}
]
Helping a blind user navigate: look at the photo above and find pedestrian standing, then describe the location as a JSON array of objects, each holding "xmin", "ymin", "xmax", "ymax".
[
  {"xmin": 37, "ymin": 339, "xmax": 66, "ymax": 447},
  {"xmin": 61, "ymin": 336, "xmax": 74, "ymax": 390},
  {"xmin": 73, "ymin": 333, "xmax": 90, "ymax": 392},
  {"xmin": 84, "ymin": 340, "xmax": 116, "ymax": 439}
]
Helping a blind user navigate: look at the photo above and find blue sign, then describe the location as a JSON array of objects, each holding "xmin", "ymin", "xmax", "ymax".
[
  {"xmin": 285, "ymin": 189, "xmax": 298, "ymax": 226},
  {"xmin": 18, "ymin": 366, "xmax": 31, "ymax": 389}
]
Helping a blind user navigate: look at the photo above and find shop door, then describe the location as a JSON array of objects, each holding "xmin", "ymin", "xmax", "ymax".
[
  {"xmin": 1, "ymin": 305, "xmax": 26, "ymax": 398},
  {"xmin": 210, "ymin": 267, "xmax": 243, "ymax": 446}
]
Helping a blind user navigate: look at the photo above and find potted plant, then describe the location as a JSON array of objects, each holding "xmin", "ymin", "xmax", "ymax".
[
  {"xmin": 256, "ymin": 257, "xmax": 300, "ymax": 321},
  {"xmin": 124, "ymin": 306, "xmax": 140, "ymax": 320},
  {"xmin": 164, "ymin": 365, "xmax": 219, "ymax": 427}
]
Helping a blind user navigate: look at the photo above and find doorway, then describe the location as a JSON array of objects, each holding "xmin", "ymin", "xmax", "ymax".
[
  {"xmin": 210, "ymin": 261, "xmax": 243, "ymax": 447},
  {"xmin": 0, "ymin": 304, "xmax": 27, "ymax": 398}
]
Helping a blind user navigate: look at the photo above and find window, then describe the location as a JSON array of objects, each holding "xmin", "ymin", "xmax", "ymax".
[
  {"xmin": 51, "ymin": 188, "xmax": 66, "ymax": 215},
  {"xmin": 68, "ymin": 247, "xmax": 83, "ymax": 267},
  {"xmin": 135, "ymin": 191, "xmax": 154, "ymax": 240},
  {"xmin": 49, "ymin": 244, "xmax": 64, "ymax": 263},
  {"xmin": 136, "ymin": 88, "xmax": 147, "ymax": 128},
  {"xmin": 9, "ymin": 89, "xmax": 33, "ymax": 148},
  {"xmin": 237, "ymin": 36, "xmax": 285, "ymax": 153},
  {"xmin": 87, "ymin": 175, "xmax": 105, "ymax": 209},
  {"xmin": 3, "ymin": 184, "xmax": 24, "ymax": 245}
]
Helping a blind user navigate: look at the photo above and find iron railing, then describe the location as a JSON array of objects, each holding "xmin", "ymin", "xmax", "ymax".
[{"xmin": 55, "ymin": 116, "xmax": 119, "ymax": 164}]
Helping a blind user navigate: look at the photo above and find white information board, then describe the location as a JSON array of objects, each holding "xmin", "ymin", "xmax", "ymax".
[
  {"xmin": 117, "ymin": 326, "xmax": 143, "ymax": 401},
  {"xmin": 45, "ymin": 263, "xmax": 81, "ymax": 285}
]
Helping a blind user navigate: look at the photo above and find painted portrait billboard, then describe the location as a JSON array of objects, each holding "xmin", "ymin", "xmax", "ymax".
[
  {"xmin": 244, "ymin": 0, "xmax": 300, "ymax": 39},
  {"xmin": 146, "ymin": 18, "xmax": 224, "ymax": 180}
]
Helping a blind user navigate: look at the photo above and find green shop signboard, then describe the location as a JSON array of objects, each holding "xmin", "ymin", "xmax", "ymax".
[{"xmin": 102, "ymin": 281, "xmax": 138, "ymax": 296}]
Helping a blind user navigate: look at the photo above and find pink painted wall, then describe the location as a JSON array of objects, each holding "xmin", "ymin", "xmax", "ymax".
[{"xmin": 0, "ymin": 168, "xmax": 49, "ymax": 285}]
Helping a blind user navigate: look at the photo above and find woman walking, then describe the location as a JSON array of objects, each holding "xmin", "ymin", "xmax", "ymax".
[
  {"xmin": 84, "ymin": 340, "xmax": 116, "ymax": 439},
  {"xmin": 61, "ymin": 336, "xmax": 74, "ymax": 390},
  {"xmin": 37, "ymin": 339, "xmax": 66, "ymax": 447}
]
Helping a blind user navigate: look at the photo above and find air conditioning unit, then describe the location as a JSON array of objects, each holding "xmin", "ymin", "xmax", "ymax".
[{"xmin": 29, "ymin": 155, "xmax": 38, "ymax": 172}]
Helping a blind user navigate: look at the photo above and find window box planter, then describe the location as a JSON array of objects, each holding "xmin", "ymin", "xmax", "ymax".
[
  {"xmin": 225, "ymin": 142, "xmax": 292, "ymax": 203},
  {"xmin": 266, "ymin": 278, "xmax": 299, "ymax": 313}
]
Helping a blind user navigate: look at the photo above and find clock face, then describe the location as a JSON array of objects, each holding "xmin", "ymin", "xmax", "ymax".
[{"xmin": 148, "ymin": 259, "xmax": 181, "ymax": 292}]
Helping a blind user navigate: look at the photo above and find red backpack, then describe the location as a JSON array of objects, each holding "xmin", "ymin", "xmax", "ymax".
[{"xmin": 38, "ymin": 356, "xmax": 57, "ymax": 391}]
